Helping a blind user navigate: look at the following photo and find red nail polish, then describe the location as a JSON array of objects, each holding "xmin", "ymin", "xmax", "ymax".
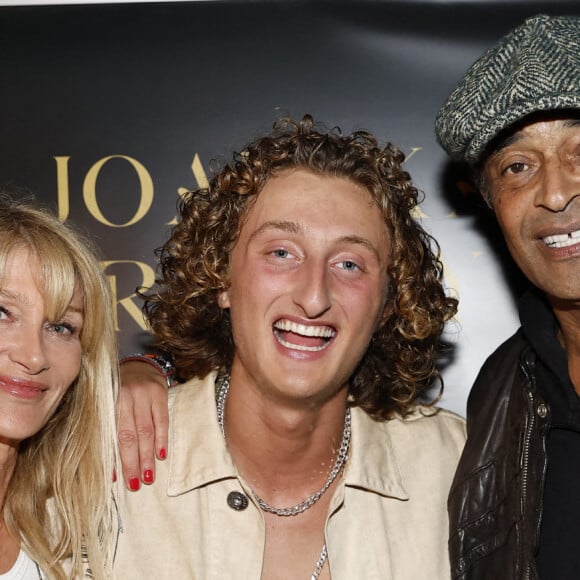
[
  {"xmin": 159, "ymin": 448, "xmax": 167, "ymax": 460},
  {"xmin": 143, "ymin": 469, "xmax": 154, "ymax": 484},
  {"xmin": 129, "ymin": 477, "xmax": 140, "ymax": 491},
  {"xmin": 112, "ymin": 469, "xmax": 117, "ymax": 482}
]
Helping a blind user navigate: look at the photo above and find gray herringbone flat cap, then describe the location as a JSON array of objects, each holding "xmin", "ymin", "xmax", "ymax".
[{"xmin": 435, "ymin": 14, "xmax": 580, "ymax": 163}]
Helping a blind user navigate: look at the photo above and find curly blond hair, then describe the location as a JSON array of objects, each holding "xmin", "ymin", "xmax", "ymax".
[{"xmin": 144, "ymin": 115, "xmax": 457, "ymax": 418}]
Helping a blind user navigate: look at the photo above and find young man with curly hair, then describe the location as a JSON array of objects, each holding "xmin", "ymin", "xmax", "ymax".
[{"xmin": 114, "ymin": 116, "xmax": 465, "ymax": 578}]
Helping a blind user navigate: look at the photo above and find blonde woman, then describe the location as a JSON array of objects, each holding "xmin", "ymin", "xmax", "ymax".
[{"xmin": 0, "ymin": 194, "xmax": 118, "ymax": 579}]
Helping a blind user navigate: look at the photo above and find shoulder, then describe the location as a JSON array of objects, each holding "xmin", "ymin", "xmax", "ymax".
[
  {"xmin": 466, "ymin": 329, "xmax": 527, "ymax": 421},
  {"xmin": 478, "ymin": 329, "xmax": 526, "ymax": 376},
  {"xmin": 375, "ymin": 406, "xmax": 466, "ymax": 493},
  {"xmin": 168, "ymin": 373, "xmax": 216, "ymax": 409},
  {"xmin": 354, "ymin": 405, "xmax": 466, "ymax": 466},
  {"xmin": 349, "ymin": 406, "xmax": 464, "ymax": 498},
  {"xmin": 386, "ymin": 406, "xmax": 466, "ymax": 452}
]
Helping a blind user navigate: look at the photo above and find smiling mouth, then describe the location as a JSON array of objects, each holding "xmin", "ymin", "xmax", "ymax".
[
  {"xmin": 273, "ymin": 319, "xmax": 336, "ymax": 352},
  {"xmin": 542, "ymin": 229, "xmax": 580, "ymax": 248}
]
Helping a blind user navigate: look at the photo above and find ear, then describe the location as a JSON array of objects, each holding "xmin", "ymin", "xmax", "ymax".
[{"xmin": 217, "ymin": 289, "xmax": 231, "ymax": 310}]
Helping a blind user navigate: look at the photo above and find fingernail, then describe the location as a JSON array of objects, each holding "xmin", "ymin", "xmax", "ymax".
[
  {"xmin": 143, "ymin": 469, "xmax": 154, "ymax": 484},
  {"xmin": 129, "ymin": 477, "xmax": 140, "ymax": 491},
  {"xmin": 112, "ymin": 469, "xmax": 117, "ymax": 482},
  {"xmin": 158, "ymin": 448, "xmax": 167, "ymax": 460}
]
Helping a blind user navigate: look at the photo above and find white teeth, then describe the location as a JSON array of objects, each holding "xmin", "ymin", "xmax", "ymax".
[
  {"xmin": 543, "ymin": 229, "xmax": 580, "ymax": 248},
  {"xmin": 273, "ymin": 320, "xmax": 336, "ymax": 338},
  {"xmin": 276, "ymin": 336, "xmax": 329, "ymax": 352},
  {"xmin": 273, "ymin": 319, "xmax": 336, "ymax": 352}
]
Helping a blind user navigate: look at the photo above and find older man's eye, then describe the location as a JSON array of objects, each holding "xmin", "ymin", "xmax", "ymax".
[{"xmin": 504, "ymin": 162, "xmax": 528, "ymax": 174}]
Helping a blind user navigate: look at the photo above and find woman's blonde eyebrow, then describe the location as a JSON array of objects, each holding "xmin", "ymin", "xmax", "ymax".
[{"xmin": 0, "ymin": 288, "xmax": 32, "ymax": 305}]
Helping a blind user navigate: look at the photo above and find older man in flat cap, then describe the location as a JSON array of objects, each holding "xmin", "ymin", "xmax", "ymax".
[{"xmin": 436, "ymin": 14, "xmax": 580, "ymax": 580}]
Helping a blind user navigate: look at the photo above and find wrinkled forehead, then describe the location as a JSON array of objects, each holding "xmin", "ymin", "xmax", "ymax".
[
  {"xmin": 483, "ymin": 110, "xmax": 580, "ymax": 160},
  {"xmin": 0, "ymin": 242, "xmax": 82, "ymax": 319}
]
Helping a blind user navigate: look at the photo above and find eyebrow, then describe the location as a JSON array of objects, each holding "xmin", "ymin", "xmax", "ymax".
[
  {"xmin": 0, "ymin": 288, "xmax": 84, "ymax": 317},
  {"xmin": 248, "ymin": 220, "xmax": 382, "ymax": 260},
  {"xmin": 0, "ymin": 288, "xmax": 32, "ymax": 306},
  {"xmin": 493, "ymin": 133, "xmax": 521, "ymax": 153},
  {"xmin": 250, "ymin": 220, "xmax": 302, "ymax": 241}
]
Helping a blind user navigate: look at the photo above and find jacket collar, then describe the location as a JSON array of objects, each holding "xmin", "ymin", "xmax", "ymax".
[
  {"xmin": 167, "ymin": 372, "xmax": 408, "ymax": 501},
  {"xmin": 344, "ymin": 406, "xmax": 408, "ymax": 500}
]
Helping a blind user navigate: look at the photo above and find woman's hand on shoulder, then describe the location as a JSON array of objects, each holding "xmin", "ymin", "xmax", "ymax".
[{"xmin": 116, "ymin": 361, "xmax": 170, "ymax": 491}]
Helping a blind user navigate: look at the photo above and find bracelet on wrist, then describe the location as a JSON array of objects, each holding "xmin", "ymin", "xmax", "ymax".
[{"xmin": 120, "ymin": 353, "xmax": 176, "ymax": 388}]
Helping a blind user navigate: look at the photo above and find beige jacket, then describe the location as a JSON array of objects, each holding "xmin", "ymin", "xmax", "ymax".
[{"xmin": 114, "ymin": 373, "xmax": 465, "ymax": 579}]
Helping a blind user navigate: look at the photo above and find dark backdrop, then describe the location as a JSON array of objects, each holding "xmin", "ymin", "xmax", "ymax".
[{"xmin": 2, "ymin": 0, "xmax": 578, "ymax": 414}]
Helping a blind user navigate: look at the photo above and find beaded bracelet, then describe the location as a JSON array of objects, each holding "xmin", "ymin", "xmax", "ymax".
[{"xmin": 119, "ymin": 353, "xmax": 176, "ymax": 388}]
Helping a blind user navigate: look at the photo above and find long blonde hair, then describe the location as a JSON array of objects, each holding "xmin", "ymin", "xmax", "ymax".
[{"xmin": 0, "ymin": 194, "xmax": 118, "ymax": 579}]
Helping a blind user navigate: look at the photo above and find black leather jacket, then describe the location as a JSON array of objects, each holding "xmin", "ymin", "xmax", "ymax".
[{"xmin": 448, "ymin": 330, "xmax": 551, "ymax": 580}]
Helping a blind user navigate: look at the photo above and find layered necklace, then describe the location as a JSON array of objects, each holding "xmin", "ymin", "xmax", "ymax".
[{"xmin": 216, "ymin": 375, "xmax": 351, "ymax": 579}]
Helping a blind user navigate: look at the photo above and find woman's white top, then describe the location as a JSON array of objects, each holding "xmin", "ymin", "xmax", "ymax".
[{"xmin": 0, "ymin": 551, "xmax": 42, "ymax": 580}]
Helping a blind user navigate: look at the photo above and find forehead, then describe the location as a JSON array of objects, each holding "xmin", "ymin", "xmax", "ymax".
[
  {"xmin": 491, "ymin": 116, "xmax": 580, "ymax": 154},
  {"xmin": 0, "ymin": 245, "xmax": 37, "ymax": 280},
  {"xmin": 0, "ymin": 245, "xmax": 83, "ymax": 315},
  {"xmin": 240, "ymin": 168, "xmax": 385, "ymax": 232},
  {"xmin": 234, "ymin": 169, "xmax": 391, "ymax": 261}
]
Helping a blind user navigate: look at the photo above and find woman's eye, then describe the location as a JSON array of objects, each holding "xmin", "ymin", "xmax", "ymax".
[
  {"xmin": 49, "ymin": 322, "xmax": 74, "ymax": 335},
  {"xmin": 0, "ymin": 306, "xmax": 8, "ymax": 320},
  {"xmin": 273, "ymin": 249, "xmax": 290, "ymax": 259}
]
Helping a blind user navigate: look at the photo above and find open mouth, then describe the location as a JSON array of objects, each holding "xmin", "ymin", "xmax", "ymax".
[
  {"xmin": 543, "ymin": 229, "xmax": 580, "ymax": 248},
  {"xmin": 273, "ymin": 319, "xmax": 336, "ymax": 352}
]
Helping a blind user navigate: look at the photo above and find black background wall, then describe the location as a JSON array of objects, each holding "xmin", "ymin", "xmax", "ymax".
[{"xmin": 2, "ymin": 0, "xmax": 578, "ymax": 414}]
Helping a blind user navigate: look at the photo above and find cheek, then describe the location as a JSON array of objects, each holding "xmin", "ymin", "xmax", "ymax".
[
  {"xmin": 494, "ymin": 198, "xmax": 526, "ymax": 244},
  {"xmin": 232, "ymin": 260, "xmax": 289, "ymax": 301},
  {"xmin": 341, "ymin": 283, "xmax": 385, "ymax": 328},
  {"xmin": 53, "ymin": 343, "xmax": 83, "ymax": 388}
]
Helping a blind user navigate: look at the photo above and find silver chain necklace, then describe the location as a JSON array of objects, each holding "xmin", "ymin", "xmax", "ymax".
[
  {"xmin": 310, "ymin": 544, "xmax": 328, "ymax": 580},
  {"xmin": 216, "ymin": 375, "xmax": 351, "ymax": 516},
  {"xmin": 215, "ymin": 375, "xmax": 350, "ymax": 579}
]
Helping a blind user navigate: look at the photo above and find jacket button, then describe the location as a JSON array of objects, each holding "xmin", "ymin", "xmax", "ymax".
[
  {"xmin": 536, "ymin": 403, "xmax": 548, "ymax": 418},
  {"xmin": 227, "ymin": 491, "xmax": 249, "ymax": 511}
]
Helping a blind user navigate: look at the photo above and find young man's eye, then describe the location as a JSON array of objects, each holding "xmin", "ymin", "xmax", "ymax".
[{"xmin": 337, "ymin": 260, "xmax": 360, "ymax": 272}]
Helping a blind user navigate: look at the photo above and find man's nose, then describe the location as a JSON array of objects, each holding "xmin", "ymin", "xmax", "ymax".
[
  {"xmin": 292, "ymin": 260, "xmax": 332, "ymax": 319},
  {"xmin": 536, "ymin": 158, "xmax": 580, "ymax": 212}
]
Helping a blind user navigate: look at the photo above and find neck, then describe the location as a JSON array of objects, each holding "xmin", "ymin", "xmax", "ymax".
[
  {"xmin": 547, "ymin": 296, "xmax": 580, "ymax": 393},
  {"xmin": 221, "ymin": 374, "xmax": 349, "ymax": 508}
]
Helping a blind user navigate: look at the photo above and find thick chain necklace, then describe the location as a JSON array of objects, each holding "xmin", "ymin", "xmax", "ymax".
[
  {"xmin": 216, "ymin": 376, "xmax": 350, "ymax": 579},
  {"xmin": 216, "ymin": 375, "xmax": 351, "ymax": 516}
]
